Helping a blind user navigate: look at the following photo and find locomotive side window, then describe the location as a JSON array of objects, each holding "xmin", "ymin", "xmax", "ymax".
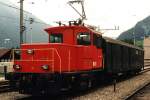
[
  {"xmin": 93, "ymin": 34, "xmax": 102, "ymax": 48},
  {"xmin": 50, "ymin": 34, "xmax": 63, "ymax": 43},
  {"xmin": 93, "ymin": 34, "xmax": 97, "ymax": 45},
  {"xmin": 77, "ymin": 32, "xmax": 91, "ymax": 45}
]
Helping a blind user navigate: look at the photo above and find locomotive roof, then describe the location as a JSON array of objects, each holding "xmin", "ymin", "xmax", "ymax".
[
  {"xmin": 103, "ymin": 37, "xmax": 143, "ymax": 51},
  {"xmin": 45, "ymin": 25, "xmax": 89, "ymax": 32},
  {"xmin": 45, "ymin": 25, "xmax": 103, "ymax": 35}
]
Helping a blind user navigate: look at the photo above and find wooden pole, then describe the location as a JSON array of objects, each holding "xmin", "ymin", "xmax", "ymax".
[{"xmin": 20, "ymin": 0, "xmax": 24, "ymax": 45}]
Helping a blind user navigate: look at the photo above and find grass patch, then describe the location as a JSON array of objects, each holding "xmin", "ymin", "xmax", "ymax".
[{"xmin": 0, "ymin": 73, "xmax": 4, "ymax": 77}]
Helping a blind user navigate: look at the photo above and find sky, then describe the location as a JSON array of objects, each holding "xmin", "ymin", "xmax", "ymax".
[{"xmin": 9, "ymin": 0, "xmax": 150, "ymax": 38}]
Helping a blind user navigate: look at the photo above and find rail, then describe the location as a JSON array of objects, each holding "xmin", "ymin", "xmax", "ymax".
[
  {"xmin": 142, "ymin": 66, "xmax": 150, "ymax": 73},
  {"xmin": 123, "ymin": 66, "xmax": 150, "ymax": 100},
  {"xmin": 123, "ymin": 82, "xmax": 150, "ymax": 100},
  {"xmin": 0, "ymin": 80, "xmax": 13, "ymax": 93}
]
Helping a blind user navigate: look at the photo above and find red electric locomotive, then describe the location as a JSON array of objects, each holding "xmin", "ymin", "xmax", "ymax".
[{"xmin": 8, "ymin": 21, "xmax": 105, "ymax": 94}]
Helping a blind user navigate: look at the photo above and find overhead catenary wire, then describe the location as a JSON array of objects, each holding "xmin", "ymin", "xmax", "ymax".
[
  {"xmin": 0, "ymin": 1, "xmax": 50, "ymax": 25},
  {"xmin": 0, "ymin": 1, "xmax": 51, "ymax": 48},
  {"xmin": 0, "ymin": 1, "xmax": 30, "ymax": 14},
  {"xmin": 0, "ymin": 15, "xmax": 48, "ymax": 25}
]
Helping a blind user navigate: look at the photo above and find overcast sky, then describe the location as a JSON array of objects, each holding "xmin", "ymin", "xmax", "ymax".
[{"xmin": 9, "ymin": 0, "xmax": 150, "ymax": 38}]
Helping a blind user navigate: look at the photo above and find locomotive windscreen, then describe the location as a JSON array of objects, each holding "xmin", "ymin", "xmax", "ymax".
[{"xmin": 49, "ymin": 33, "xmax": 63, "ymax": 43}]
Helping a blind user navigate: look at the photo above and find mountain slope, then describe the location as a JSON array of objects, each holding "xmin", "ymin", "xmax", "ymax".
[
  {"xmin": 118, "ymin": 16, "xmax": 150, "ymax": 41},
  {"xmin": 0, "ymin": 0, "xmax": 50, "ymax": 48},
  {"xmin": 117, "ymin": 16, "xmax": 150, "ymax": 48}
]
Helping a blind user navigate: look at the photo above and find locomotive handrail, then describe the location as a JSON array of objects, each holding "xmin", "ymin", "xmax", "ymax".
[{"xmin": 12, "ymin": 48, "xmax": 62, "ymax": 73}]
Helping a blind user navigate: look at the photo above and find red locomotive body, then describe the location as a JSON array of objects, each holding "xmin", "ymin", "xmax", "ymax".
[
  {"xmin": 14, "ymin": 25, "xmax": 103, "ymax": 73},
  {"xmin": 9, "ymin": 24, "xmax": 104, "ymax": 94}
]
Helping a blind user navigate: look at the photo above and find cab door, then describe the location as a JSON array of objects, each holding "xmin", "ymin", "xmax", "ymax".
[
  {"xmin": 76, "ymin": 32, "xmax": 93, "ymax": 70},
  {"xmin": 92, "ymin": 34, "xmax": 103, "ymax": 69}
]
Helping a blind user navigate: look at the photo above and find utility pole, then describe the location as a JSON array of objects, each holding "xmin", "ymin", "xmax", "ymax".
[
  {"xmin": 133, "ymin": 28, "xmax": 136, "ymax": 45},
  {"xmin": 20, "ymin": 0, "xmax": 24, "ymax": 45},
  {"xmin": 132, "ymin": 15, "xmax": 136, "ymax": 46}
]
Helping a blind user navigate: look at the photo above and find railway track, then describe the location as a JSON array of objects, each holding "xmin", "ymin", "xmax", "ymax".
[
  {"xmin": 141, "ymin": 67, "xmax": 150, "ymax": 73},
  {"xmin": 122, "ymin": 66, "xmax": 150, "ymax": 100},
  {"xmin": 123, "ymin": 81, "xmax": 150, "ymax": 100},
  {"xmin": 0, "ymin": 80, "xmax": 13, "ymax": 93}
]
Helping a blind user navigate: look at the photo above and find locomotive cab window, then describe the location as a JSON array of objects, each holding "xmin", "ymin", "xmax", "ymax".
[
  {"xmin": 50, "ymin": 34, "xmax": 63, "ymax": 43},
  {"xmin": 77, "ymin": 32, "xmax": 91, "ymax": 45}
]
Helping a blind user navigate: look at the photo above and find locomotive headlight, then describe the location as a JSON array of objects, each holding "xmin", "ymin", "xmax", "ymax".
[
  {"xmin": 27, "ymin": 49, "xmax": 34, "ymax": 54},
  {"xmin": 15, "ymin": 50, "xmax": 21, "ymax": 54},
  {"xmin": 41, "ymin": 65, "xmax": 49, "ymax": 70},
  {"xmin": 13, "ymin": 64, "xmax": 21, "ymax": 70}
]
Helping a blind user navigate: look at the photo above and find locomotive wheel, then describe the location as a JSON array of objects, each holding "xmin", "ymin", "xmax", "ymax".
[
  {"xmin": 9, "ymin": 80, "xmax": 18, "ymax": 90},
  {"xmin": 78, "ymin": 78, "xmax": 92, "ymax": 91},
  {"xmin": 79, "ymin": 80, "xmax": 88, "ymax": 90}
]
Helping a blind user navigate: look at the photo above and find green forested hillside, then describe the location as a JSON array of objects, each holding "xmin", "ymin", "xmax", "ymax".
[{"xmin": 117, "ymin": 16, "xmax": 150, "ymax": 48}]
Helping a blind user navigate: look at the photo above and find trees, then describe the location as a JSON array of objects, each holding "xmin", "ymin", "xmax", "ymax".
[{"xmin": 120, "ymin": 39, "xmax": 143, "ymax": 48}]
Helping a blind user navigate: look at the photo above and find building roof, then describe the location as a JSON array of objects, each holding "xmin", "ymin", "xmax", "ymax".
[{"xmin": 0, "ymin": 49, "xmax": 11, "ymax": 59}]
